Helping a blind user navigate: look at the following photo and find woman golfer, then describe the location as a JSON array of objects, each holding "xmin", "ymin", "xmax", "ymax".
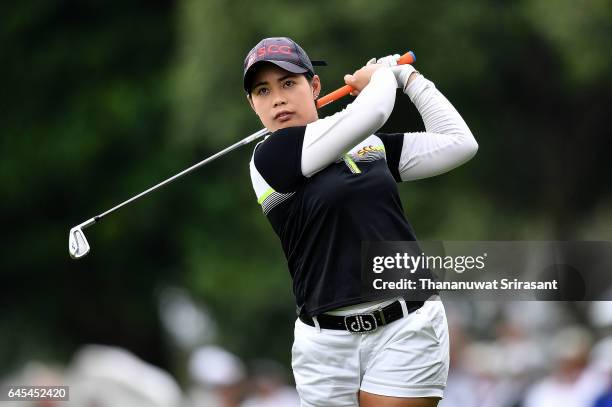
[{"xmin": 245, "ymin": 37, "xmax": 477, "ymax": 407}]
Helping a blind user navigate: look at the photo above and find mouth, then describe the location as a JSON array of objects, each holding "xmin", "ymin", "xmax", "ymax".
[{"xmin": 274, "ymin": 110, "xmax": 294, "ymax": 122}]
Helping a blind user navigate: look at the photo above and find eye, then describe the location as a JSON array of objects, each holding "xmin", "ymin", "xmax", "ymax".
[
  {"xmin": 283, "ymin": 79, "xmax": 296, "ymax": 88},
  {"xmin": 255, "ymin": 87, "xmax": 270, "ymax": 96}
]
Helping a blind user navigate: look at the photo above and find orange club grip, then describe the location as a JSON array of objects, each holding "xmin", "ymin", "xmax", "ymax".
[{"xmin": 315, "ymin": 51, "xmax": 416, "ymax": 109}]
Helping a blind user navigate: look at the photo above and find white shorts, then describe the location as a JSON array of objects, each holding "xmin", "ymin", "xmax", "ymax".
[{"xmin": 291, "ymin": 296, "xmax": 449, "ymax": 407}]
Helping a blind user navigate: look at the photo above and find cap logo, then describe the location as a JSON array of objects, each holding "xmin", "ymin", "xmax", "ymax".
[
  {"xmin": 247, "ymin": 45, "xmax": 293, "ymax": 68},
  {"xmin": 258, "ymin": 44, "xmax": 292, "ymax": 57}
]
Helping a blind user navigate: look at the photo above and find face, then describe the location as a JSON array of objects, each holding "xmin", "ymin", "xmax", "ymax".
[{"xmin": 247, "ymin": 63, "xmax": 321, "ymax": 132}]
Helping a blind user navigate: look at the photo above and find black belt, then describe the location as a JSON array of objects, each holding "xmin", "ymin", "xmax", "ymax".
[{"xmin": 299, "ymin": 300, "xmax": 425, "ymax": 334}]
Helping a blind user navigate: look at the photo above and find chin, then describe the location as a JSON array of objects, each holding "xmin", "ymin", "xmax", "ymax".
[
  {"xmin": 267, "ymin": 116, "xmax": 311, "ymax": 132},
  {"xmin": 271, "ymin": 121, "xmax": 293, "ymax": 132}
]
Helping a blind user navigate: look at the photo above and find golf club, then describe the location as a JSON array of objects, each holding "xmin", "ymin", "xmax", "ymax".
[{"xmin": 69, "ymin": 51, "xmax": 416, "ymax": 259}]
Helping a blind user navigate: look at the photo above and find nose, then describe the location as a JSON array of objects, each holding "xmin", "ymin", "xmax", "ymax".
[{"xmin": 273, "ymin": 93, "xmax": 287, "ymax": 108}]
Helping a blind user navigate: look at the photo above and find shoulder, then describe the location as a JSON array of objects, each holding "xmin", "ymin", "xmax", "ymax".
[
  {"xmin": 250, "ymin": 126, "xmax": 307, "ymax": 194},
  {"xmin": 253, "ymin": 126, "xmax": 306, "ymax": 163}
]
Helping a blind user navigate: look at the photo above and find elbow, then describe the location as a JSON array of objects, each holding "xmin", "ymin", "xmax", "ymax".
[
  {"xmin": 354, "ymin": 104, "xmax": 392, "ymax": 136},
  {"xmin": 374, "ymin": 107, "xmax": 391, "ymax": 130},
  {"xmin": 378, "ymin": 85, "xmax": 396, "ymax": 124},
  {"xmin": 381, "ymin": 101, "xmax": 394, "ymax": 124},
  {"xmin": 467, "ymin": 137, "xmax": 479, "ymax": 159},
  {"xmin": 370, "ymin": 99, "xmax": 394, "ymax": 131},
  {"xmin": 459, "ymin": 133, "xmax": 478, "ymax": 163}
]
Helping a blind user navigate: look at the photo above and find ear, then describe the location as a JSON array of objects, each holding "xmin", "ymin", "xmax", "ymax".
[
  {"xmin": 246, "ymin": 93, "xmax": 256, "ymax": 112},
  {"xmin": 311, "ymin": 75, "xmax": 321, "ymax": 99}
]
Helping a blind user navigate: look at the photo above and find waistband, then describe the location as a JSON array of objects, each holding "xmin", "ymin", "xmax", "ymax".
[{"xmin": 299, "ymin": 299, "xmax": 425, "ymax": 333}]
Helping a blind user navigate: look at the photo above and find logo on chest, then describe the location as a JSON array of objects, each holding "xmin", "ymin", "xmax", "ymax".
[{"xmin": 351, "ymin": 145, "xmax": 386, "ymax": 162}]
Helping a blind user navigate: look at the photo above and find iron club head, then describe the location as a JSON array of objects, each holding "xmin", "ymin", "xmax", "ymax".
[
  {"xmin": 69, "ymin": 225, "xmax": 91, "ymax": 259},
  {"xmin": 69, "ymin": 226, "xmax": 90, "ymax": 259}
]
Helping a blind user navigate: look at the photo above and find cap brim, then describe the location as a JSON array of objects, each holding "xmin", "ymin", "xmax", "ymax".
[{"xmin": 244, "ymin": 60, "xmax": 309, "ymax": 92}]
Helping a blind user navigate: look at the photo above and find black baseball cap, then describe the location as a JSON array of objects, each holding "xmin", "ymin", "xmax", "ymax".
[{"xmin": 243, "ymin": 37, "xmax": 326, "ymax": 93}]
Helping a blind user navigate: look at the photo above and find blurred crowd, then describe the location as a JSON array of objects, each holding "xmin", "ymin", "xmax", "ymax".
[
  {"xmin": 1, "ymin": 344, "xmax": 299, "ymax": 407},
  {"xmin": 2, "ymin": 299, "xmax": 612, "ymax": 407},
  {"xmin": 439, "ymin": 299, "xmax": 612, "ymax": 407}
]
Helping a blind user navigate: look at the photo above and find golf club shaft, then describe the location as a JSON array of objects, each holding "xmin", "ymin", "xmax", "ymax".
[
  {"xmin": 77, "ymin": 51, "xmax": 416, "ymax": 230},
  {"xmin": 81, "ymin": 127, "xmax": 268, "ymax": 229}
]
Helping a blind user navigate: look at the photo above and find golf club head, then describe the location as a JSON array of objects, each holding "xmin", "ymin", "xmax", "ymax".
[{"xmin": 69, "ymin": 226, "xmax": 90, "ymax": 259}]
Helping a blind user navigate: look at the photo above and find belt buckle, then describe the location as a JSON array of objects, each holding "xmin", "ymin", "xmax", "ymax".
[{"xmin": 343, "ymin": 312, "xmax": 378, "ymax": 334}]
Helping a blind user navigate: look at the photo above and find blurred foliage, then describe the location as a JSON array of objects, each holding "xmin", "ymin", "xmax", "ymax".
[{"xmin": 1, "ymin": 0, "xmax": 611, "ymax": 384}]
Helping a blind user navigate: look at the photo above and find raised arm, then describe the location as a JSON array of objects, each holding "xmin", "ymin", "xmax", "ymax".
[
  {"xmin": 367, "ymin": 54, "xmax": 478, "ymax": 181},
  {"xmin": 397, "ymin": 72, "xmax": 478, "ymax": 181},
  {"xmin": 300, "ymin": 66, "xmax": 397, "ymax": 177}
]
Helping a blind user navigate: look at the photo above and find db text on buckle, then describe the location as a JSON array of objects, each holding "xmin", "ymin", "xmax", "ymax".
[{"xmin": 344, "ymin": 312, "xmax": 378, "ymax": 333}]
